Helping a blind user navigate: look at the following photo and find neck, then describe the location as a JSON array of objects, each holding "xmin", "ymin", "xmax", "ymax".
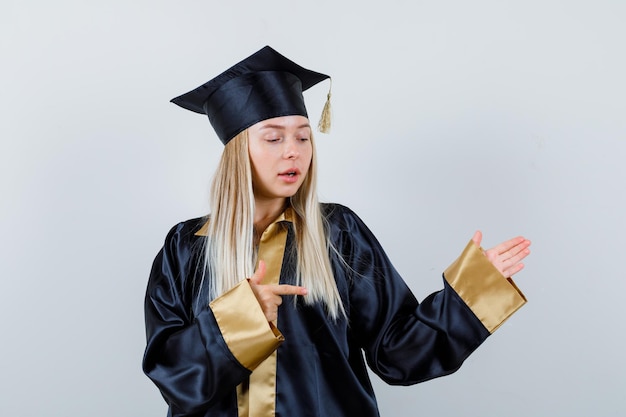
[{"xmin": 254, "ymin": 197, "xmax": 288, "ymax": 236}]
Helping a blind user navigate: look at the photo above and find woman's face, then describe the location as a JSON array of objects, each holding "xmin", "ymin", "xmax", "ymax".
[{"xmin": 247, "ymin": 115, "xmax": 313, "ymax": 204}]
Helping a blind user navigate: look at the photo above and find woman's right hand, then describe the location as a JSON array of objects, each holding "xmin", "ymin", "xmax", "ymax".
[{"xmin": 249, "ymin": 260, "xmax": 308, "ymax": 322}]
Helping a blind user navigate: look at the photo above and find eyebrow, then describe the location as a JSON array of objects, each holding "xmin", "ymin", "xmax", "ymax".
[{"xmin": 259, "ymin": 123, "xmax": 311, "ymax": 130}]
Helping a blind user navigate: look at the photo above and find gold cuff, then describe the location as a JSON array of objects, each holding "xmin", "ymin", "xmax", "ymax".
[
  {"xmin": 444, "ymin": 240, "xmax": 527, "ymax": 333},
  {"xmin": 210, "ymin": 280, "xmax": 284, "ymax": 370}
]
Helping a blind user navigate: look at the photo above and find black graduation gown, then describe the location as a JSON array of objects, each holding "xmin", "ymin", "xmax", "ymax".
[{"xmin": 143, "ymin": 203, "xmax": 526, "ymax": 417}]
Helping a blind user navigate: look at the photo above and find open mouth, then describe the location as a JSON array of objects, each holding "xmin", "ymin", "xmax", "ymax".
[
  {"xmin": 278, "ymin": 169, "xmax": 301, "ymax": 183},
  {"xmin": 279, "ymin": 169, "xmax": 300, "ymax": 177}
]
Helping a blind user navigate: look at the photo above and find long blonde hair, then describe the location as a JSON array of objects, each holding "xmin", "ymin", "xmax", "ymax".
[{"xmin": 201, "ymin": 129, "xmax": 345, "ymax": 319}]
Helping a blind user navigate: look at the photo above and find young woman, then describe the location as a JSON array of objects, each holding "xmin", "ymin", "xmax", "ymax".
[{"xmin": 143, "ymin": 46, "xmax": 531, "ymax": 417}]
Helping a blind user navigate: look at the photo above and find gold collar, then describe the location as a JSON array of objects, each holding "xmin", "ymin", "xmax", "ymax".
[{"xmin": 194, "ymin": 207, "xmax": 294, "ymax": 237}]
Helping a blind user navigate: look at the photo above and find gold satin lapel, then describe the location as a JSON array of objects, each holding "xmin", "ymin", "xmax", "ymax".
[
  {"xmin": 444, "ymin": 240, "xmax": 527, "ymax": 333},
  {"xmin": 248, "ymin": 347, "xmax": 278, "ymax": 417},
  {"xmin": 258, "ymin": 222, "xmax": 288, "ymax": 286},
  {"xmin": 238, "ymin": 214, "xmax": 290, "ymax": 417}
]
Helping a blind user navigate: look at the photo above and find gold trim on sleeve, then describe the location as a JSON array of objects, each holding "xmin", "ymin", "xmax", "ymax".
[
  {"xmin": 444, "ymin": 240, "xmax": 527, "ymax": 334},
  {"xmin": 209, "ymin": 280, "xmax": 284, "ymax": 371}
]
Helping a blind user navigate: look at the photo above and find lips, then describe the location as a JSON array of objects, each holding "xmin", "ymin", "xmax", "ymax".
[
  {"xmin": 278, "ymin": 168, "xmax": 301, "ymax": 176},
  {"xmin": 278, "ymin": 168, "xmax": 302, "ymax": 183}
]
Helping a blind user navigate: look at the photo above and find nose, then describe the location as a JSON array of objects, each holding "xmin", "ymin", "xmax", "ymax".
[{"xmin": 283, "ymin": 139, "xmax": 299, "ymax": 159}]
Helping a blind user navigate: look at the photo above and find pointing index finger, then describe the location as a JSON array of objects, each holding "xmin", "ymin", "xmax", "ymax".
[{"xmin": 272, "ymin": 284, "xmax": 308, "ymax": 296}]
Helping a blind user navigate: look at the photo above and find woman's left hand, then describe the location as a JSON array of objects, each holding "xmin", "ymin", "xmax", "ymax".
[{"xmin": 472, "ymin": 231, "xmax": 531, "ymax": 278}]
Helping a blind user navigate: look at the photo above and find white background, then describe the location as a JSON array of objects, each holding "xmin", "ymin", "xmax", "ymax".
[{"xmin": 1, "ymin": 1, "xmax": 625, "ymax": 416}]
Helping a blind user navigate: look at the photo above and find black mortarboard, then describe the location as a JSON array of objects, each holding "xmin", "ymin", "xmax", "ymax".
[{"xmin": 171, "ymin": 45, "xmax": 331, "ymax": 145}]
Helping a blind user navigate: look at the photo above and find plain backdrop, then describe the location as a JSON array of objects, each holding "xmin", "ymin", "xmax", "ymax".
[{"xmin": 1, "ymin": 1, "xmax": 625, "ymax": 416}]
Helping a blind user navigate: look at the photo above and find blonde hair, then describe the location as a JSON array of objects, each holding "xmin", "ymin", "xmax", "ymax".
[{"xmin": 201, "ymin": 129, "xmax": 345, "ymax": 319}]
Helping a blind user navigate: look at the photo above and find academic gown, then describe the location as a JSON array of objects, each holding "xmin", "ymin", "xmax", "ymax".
[{"xmin": 143, "ymin": 203, "xmax": 526, "ymax": 417}]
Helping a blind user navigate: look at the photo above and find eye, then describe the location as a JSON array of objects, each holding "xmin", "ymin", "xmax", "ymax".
[
  {"xmin": 266, "ymin": 137, "xmax": 281, "ymax": 143},
  {"xmin": 299, "ymin": 137, "xmax": 310, "ymax": 142}
]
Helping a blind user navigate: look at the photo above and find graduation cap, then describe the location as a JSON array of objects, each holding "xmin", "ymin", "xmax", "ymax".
[{"xmin": 171, "ymin": 45, "xmax": 332, "ymax": 145}]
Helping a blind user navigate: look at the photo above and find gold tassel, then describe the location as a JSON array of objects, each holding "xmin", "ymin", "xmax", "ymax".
[{"xmin": 317, "ymin": 78, "xmax": 332, "ymax": 133}]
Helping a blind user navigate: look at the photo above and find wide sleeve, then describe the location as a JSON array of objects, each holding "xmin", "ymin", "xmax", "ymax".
[
  {"xmin": 142, "ymin": 223, "xmax": 282, "ymax": 414},
  {"xmin": 333, "ymin": 207, "xmax": 526, "ymax": 386}
]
